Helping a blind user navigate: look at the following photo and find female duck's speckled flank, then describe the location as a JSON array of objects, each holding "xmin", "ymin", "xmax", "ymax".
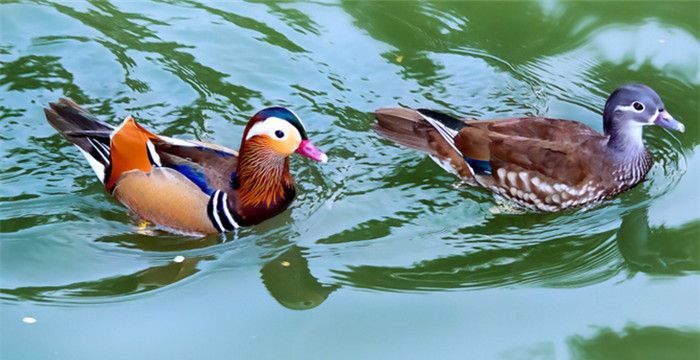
[
  {"xmin": 375, "ymin": 84, "xmax": 685, "ymax": 211},
  {"xmin": 45, "ymin": 98, "xmax": 327, "ymax": 235}
]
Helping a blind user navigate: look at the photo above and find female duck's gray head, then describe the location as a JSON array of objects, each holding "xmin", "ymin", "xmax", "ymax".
[{"xmin": 603, "ymin": 84, "xmax": 685, "ymax": 136}]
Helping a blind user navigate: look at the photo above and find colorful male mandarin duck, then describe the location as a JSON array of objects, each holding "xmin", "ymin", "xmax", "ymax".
[
  {"xmin": 45, "ymin": 98, "xmax": 327, "ymax": 235},
  {"xmin": 375, "ymin": 84, "xmax": 684, "ymax": 211}
]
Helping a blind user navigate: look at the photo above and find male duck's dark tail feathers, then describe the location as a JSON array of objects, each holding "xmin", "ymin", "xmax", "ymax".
[{"xmin": 44, "ymin": 98, "xmax": 114, "ymax": 180}]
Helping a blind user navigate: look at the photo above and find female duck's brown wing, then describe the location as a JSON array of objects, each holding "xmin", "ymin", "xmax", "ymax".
[
  {"xmin": 470, "ymin": 116, "xmax": 602, "ymax": 142},
  {"xmin": 455, "ymin": 120, "xmax": 610, "ymax": 210},
  {"xmin": 484, "ymin": 136, "xmax": 601, "ymax": 185},
  {"xmin": 375, "ymin": 108, "xmax": 604, "ymax": 180},
  {"xmin": 455, "ymin": 117, "xmax": 606, "ymax": 181}
]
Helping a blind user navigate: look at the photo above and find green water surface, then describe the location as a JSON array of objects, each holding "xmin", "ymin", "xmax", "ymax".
[{"xmin": 1, "ymin": 1, "xmax": 699, "ymax": 359}]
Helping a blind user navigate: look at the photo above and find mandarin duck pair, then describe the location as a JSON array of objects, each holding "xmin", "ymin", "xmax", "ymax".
[{"xmin": 47, "ymin": 84, "xmax": 684, "ymax": 235}]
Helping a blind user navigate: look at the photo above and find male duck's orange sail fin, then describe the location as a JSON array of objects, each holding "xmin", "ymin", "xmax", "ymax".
[{"xmin": 106, "ymin": 116, "xmax": 161, "ymax": 191}]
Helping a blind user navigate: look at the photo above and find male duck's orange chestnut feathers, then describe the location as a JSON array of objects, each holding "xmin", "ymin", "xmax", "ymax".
[
  {"xmin": 375, "ymin": 84, "xmax": 684, "ymax": 211},
  {"xmin": 45, "ymin": 98, "xmax": 327, "ymax": 235}
]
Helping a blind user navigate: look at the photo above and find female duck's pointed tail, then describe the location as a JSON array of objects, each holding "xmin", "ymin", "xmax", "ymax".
[
  {"xmin": 373, "ymin": 107, "xmax": 437, "ymax": 154},
  {"xmin": 374, "ymin": 107, "xmax": 476, "ymax": 178},
  {"xmin": 44, "ymin": 98, "xmax": 114, "ymax": 182},
  {"xmin": 373, "ymin": 107, "xmax": 467, "ymax": 155}
]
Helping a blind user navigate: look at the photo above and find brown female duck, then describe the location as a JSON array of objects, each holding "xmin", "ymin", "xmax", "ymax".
[
  {"xmin": 375, "ymin": 84, "xmax": 684, "ymax": 211},
  {"xmin": 46, "ymin": 98, "xmax": 327, "ymax": 235}
]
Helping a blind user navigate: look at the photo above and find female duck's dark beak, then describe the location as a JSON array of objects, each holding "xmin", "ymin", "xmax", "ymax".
[
  {"xmin": 295, "ymin": 140, "xmax": 328, "ymax": 163},
  {"xmin": 654, "ymin": 110, "xmax": 685, "ymax": 132}
]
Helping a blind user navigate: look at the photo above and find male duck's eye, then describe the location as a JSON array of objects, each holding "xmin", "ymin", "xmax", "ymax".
[
  {"xmin": 632, "ymin": 102, "xmax": 644, "ymax": 111},
  {"xmin": 274, "ymin": 130, "xmax": 285, "ymax": 138}
]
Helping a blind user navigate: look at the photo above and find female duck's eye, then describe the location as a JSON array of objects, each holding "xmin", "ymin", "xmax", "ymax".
[
  {"xmin": 632, "ymin": 102, "xmax": 644, "ymax": 111},
  {"xmin": 274, "ymin": 130, "xmax": 285, "ymax": 139}
]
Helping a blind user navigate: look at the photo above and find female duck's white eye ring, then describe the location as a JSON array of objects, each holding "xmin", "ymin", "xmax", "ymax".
[{"xmin": 632, "ymin": 101, "xmax": 644, "ymax": 112}]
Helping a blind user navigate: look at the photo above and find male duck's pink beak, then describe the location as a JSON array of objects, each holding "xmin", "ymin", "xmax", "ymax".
[{"xmin": 295, "ymin": 139, "xmax": 328, "ymax": 163}]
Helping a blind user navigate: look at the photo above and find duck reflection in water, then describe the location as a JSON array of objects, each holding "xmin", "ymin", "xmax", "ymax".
[
  {"xmin": 260, "ymin": 245, "xmax": 339, "ymax": 310},
  {"xmin": 4, "ymin": 198, "xmax": 695, "ymax": 304},
  {"xmin": 330, "ymin": 197, "xmax": 698, "ymax": 291},
  {"xmin": 567, "ymin": 324, "xmax": 699, "ymax": 359},
  {"xmin": 0, "ymin": 255, "xmax": 212, "ymax": 301},
  {"xmin": 1, "ymin": 234, "xmax": 340, "ymax": 309},
  {"xmin": 617, "ymin": 200, "xmax": 699, "ymax": 275}
]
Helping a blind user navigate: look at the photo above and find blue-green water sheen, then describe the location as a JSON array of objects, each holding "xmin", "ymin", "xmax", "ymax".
[{"xmin": 1, "ymin": 1, "xmax": 699, "ymax": 359}]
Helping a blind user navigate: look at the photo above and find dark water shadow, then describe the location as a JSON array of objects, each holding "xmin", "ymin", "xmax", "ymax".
[
  {"xmin": 0, "ymin": 255, "xmax": 212, "ymax": 304},
  {"xmin": 95, "ymin": 231, "xmax": 224, "ymax": 252},
  {"xmin": 341, "ymin": 1, "xmax": 699, "ymax": 80},
  {"xmin": 248, "ymin": 0, "xmax": 322, "ymax": 36},
  {"xmin": 0, "ymin": 55, "xmax": 86, "ymax": 98},
  {"xmin": 567, "ymin": 324, "xmax": 700, "ymax": 360},
  {"xmin": 180, "ymin": 0, "xmax": 305, "ymax": 53}
]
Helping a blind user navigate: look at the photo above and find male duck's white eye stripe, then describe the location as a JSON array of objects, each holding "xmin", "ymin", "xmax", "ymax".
[{"xmin": 246, "ymin": 117, "xmax": 294, "ymax": 140}]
